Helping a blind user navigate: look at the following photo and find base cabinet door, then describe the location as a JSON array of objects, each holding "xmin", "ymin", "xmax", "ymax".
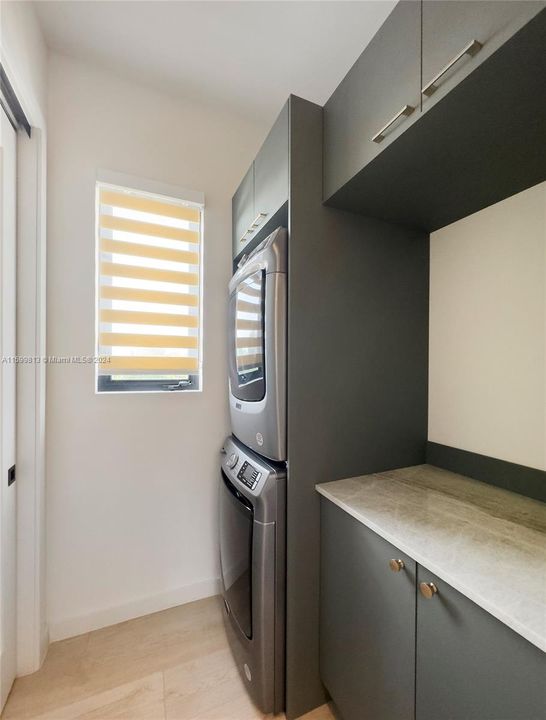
[
  {"xmin": 416, "ymin": 567, "xmax": 546, "ymax": 720},
  {"xmin": 320, "ymin": 499, "xmax": 416, "ymax": 720}
]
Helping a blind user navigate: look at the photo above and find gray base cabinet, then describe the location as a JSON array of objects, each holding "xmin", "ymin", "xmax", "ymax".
[
  {"xmin": 320, "ymin": 497, "xmax": 546, "ymax": 720},
  {"xmin": 416, "ymin": 567, "xmax": 546, "ymax": 720},
  {"xmin": 320, "ymin": 499, "xmax": 416, "ymax": 720}
]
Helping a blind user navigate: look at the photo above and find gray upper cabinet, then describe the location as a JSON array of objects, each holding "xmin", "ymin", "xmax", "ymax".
[
  {"xmin": 254, "ymin": 103, "xmax": 289, "ymax": 231},
  {"xmin": 232, "ymin": 102, "xmax": 289, "ymax": 259},
  {"xmin": 232, "ymin": 165, "xmax": 254, "ymax": 258},
  {"xmin": 416, "ymin": 567, "xmax": 546, "ymax": 720},
  {"xmin": 421, "ymin": 1, "xmax": 544, "ymax": 114},
  {"xmin": 323, "ymin": 0, "xmax": 545, "ymax": 209},
  {"xmin": 320, "ymin": 499, "xmax": 416, "ymax": 720},
  {"xmin": 323, "ymin": 0, "xmax": 421, "ymax": 201}
]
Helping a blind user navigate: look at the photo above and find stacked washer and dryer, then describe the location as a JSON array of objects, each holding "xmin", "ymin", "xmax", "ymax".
[{"xmin": 219, "ymin": 227, "xmax": 288, "ymax": 714}]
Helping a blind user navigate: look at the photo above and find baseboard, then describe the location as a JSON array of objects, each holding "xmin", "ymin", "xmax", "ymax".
[
  {"xmin": 426, "ymin": 442, "xmax": 546, "ymax": 503},
  {"xmin": 49, "ymin": 577, "xmax": 221, "ymax": 642}
]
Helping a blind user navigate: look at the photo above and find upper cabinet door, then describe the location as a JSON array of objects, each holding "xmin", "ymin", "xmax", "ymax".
[
  {"xmin": 421, "ymin": 1, "xmax": 544, "ymax": 112},
  {"xmin": 323, "ymin": 0, "xmax": 421, "ymax": 201},
  {"xmin": 416, "ymin": 567, "xmax": 546, "ymax": 720},
  {"xmin": 232, "ymin": 164, "xmax": 254, "ymax": 258},
  {"xmin": 254, "ymin": 102, "xmax": 289, "ymax": 235}
]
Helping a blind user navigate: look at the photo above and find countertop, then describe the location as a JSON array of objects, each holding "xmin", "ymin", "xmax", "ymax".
[{"xmin": 316, "ymin": 465, "xmax": 546, "ymax": 653}]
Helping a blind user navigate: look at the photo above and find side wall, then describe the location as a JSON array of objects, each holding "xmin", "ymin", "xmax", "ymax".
[
  {"xmin": 285, "ymin": 96, "xmax": 429, "ymax": 718},
  {"xmin": 428, "ymin": 182, "xmax": 546, "ymax": 471},
  {"xmin": 46, "ymin": 53, "xmax": 265, "ymax": 639}
]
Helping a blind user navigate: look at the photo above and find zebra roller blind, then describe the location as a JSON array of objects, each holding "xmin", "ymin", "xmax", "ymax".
[{"xmin": 96, "ymin": 182, "xmax": 203, "ymax": 392}]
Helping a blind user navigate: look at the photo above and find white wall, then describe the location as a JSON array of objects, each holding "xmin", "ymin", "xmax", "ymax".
[
  {"xmin": 0, "ymin": 0, "xmax": 48, "ymax": 674},
  {"xmin": 429, "ymin": 182, "xmax": 546, "ymax": 471},
  {"xmin": 46, "ymin": 52, "xmax": 265, "ymax": 640}
]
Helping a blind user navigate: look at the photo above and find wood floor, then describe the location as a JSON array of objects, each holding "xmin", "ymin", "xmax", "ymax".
[{"xmin": 2, "ymin": 596, "xmax": 336, "ymax": 720}]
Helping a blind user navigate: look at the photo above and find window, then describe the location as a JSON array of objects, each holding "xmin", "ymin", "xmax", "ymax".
[{"xmin": 96, "ymin": 178, "xmax": 203, "ymax": 393}]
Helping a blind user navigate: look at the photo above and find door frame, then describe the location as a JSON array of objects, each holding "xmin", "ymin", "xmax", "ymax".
[{"xmin": 0, "ymin": 50, "xmax": 48, "ymax": 676}]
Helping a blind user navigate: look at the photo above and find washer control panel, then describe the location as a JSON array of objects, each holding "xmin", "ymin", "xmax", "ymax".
[{"xmin": 237, "ymin": 460, "xmax": 261, "ymax": 490}]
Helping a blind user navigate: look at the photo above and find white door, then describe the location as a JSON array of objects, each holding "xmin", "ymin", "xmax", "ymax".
[{"xmin": 0, "ymin": 107, "xmax": 17, "ymax": 709}]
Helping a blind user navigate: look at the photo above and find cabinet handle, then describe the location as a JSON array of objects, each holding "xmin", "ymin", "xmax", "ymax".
[
  {"xmin": 239, "ymin": 228, "xmax": 254, "ymax": 244},
  {"xmin": 251, "ymin": 211, "xmax": 268, "ymax": 227},
  {"xmin": 389, "ymin": 558, "xmax": 405, "ymax": 572},
  {"xmin": 239, "ymin": 212, "xmax": 268, "ymax": 243},
  {"xmin": 419, "ymin": 581, "xmax": 439, "ymax": 599},
  {"xmin": 372, "ymin": 104, "xmax": 415, "ymax": 144},
  {"xmin": 422, "ymin": 39, "xmax": 483, "ymax": 97}
]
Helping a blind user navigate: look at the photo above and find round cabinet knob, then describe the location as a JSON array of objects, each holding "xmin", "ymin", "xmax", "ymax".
[
  {"xmin": 227, "ymin": 453, "xmax": 239, "ymax": 469},
  {"xmin": 420, "ymin": 582, "xmax": 439, "ymax": 599},
  {"xmin": 389, "ymin": 559, "xmax": 405, "ymax": 572}
]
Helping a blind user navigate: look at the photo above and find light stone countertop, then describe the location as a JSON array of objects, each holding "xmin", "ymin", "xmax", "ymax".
[{"xmin": 316, "ymin": 464, "xmax": 546, "ymax": 653}]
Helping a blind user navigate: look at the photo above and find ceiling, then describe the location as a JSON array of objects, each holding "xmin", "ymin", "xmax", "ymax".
[{"xmin": 33, "ymin": 1, "xmax": 395, "ymax": 127}]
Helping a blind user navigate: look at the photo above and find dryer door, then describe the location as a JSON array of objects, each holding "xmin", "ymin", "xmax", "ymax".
[
  {"xmin": 220, "ymin": 471, "xmax": 253, "ymax": 638},
  {"xmin": 228, "ymin": 269, "xmax": 265, "ymax": 402}
]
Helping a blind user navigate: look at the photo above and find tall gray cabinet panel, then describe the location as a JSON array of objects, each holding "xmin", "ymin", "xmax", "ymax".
[
  {"xmin": 285, "ymin": 96, "xmax": 428, "ymax": 720},
  {"xmin": 323, "ymin": 0, "xmax": 421, "ymax": 200},
  {"xmin": 421, "ymin": 1, "xmax": 544, "ymax": 114},
  {"xmin": 254, "ymin": 103, "xmax": 289, "ymax": 231},
  {"xmin": 232, "ymin": 165, "xmax": 254, "ymax": 257},
  {"xmin": 320, "ymin": 500, "xmax": 416, "ymax": 720},
  {"xmin": 416, "ymin": 567, "xmax": 546, "ymax": 720}
]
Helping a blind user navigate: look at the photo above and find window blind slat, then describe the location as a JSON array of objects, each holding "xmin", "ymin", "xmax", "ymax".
[
  {"xmin": 100, "ymin": 214, "xmax": 199, "ymax": 244},
  {"xmin": 236, "ymin": 337, "xmax": 262, "ymax": 348},
  {"xmin": 99, "ymin": 356, "xmax": 199, "ymax": 373},
  {"xmin": 100, "ymin": 333, "xmax": 198, "ymax": 349},
  {"xmin": 235, "ymin": 319, "xmax": 262, "ymax": 330},
  {"xmin": 100, "ymin": 189, "xmax": 200, "ymax": 223},
  {"xmin": 237, "ymin": 354, "xmax": 263, "ymax": 369},
  {"xmin": 100, "ymin": 309, "xmax": 198, "ymax": 328},
  {"xmin": 100, "ymin": 238, "xmax": 199, "ymax": 265},
  {"xmin": 236, "ymin": 299, "xmax": 261, "ymax": 314},
  {"xmin": 100, "ymin": 285, "xmax": 198, "ymax": 307},
  {"xmin": 100, "ymin": 261, "xmax": 198, "ymax": 286}
]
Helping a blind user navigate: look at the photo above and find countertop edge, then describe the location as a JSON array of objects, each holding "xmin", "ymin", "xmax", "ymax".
[{"xmin": 316, "ymin": 484, "xmax": 546, "ymax": 654}]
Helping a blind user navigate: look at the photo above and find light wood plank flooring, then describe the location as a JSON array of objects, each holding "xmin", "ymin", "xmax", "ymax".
[{"xmin": 2, "ymin": 596, "xmax": 336, "ymax": 720}]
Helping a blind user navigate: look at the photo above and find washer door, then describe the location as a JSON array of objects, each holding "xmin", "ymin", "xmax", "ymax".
[{"xmin": 220, "ymin": 472, "xmax": 253, "ymax": 639}]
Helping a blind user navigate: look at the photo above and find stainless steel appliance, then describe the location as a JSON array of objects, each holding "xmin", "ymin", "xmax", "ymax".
[
  {"xmin": 219, "ymin": 435, "xmax": 286, "ymax": 714},
  {"xmin": 228, "ymin": 228, "xmax": 287, "ymax": 461}
]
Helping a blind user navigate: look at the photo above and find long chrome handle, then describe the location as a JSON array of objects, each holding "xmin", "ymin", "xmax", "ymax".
[
  {"xmin": 422, "ymin": 39, "xmax": 483, "ymax": 97},
  {"xmin": 251, "ymin": 211, "xmax": 268, "ymax": 227},
  {"xmin": 239, "ymin": 228, "xmax": 254, "ymax": 244},
  {"xmin": 372, "ymin": 104, "xmax": 415, "ymax": 144}
]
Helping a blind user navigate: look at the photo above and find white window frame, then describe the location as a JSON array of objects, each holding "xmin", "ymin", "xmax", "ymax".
[{"xmin": 94, "ymin": 169, "xmax": 205, "ymax": 395}]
